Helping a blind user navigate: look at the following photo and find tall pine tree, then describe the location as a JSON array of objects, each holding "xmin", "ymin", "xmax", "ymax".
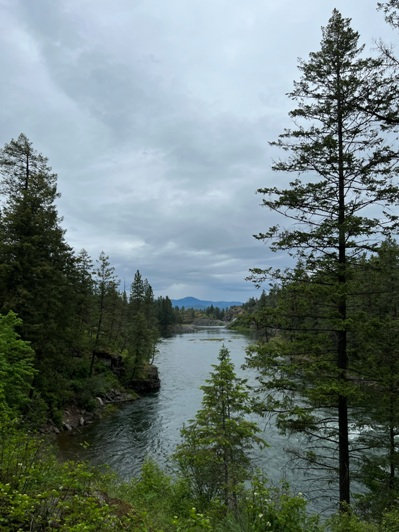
[
  {"xmin": 248, "ymin": 10, "xmax": 399, "ymax": 509},
  {"xmin": 127, "ymin": 271, "xmax": 158, "ymax": 378},
  {"xmin": 0, "ymin": 134, "xmax": 78, "ymax": 412}
]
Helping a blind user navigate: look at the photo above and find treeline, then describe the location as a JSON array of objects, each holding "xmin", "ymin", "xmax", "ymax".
[
  {"xmin": 173, "ymin": 304, "xmax": 231, "ymax": 323},
  {"xmin": 0, "ymin": 134, "xmax": 177, "ymax": 424}
]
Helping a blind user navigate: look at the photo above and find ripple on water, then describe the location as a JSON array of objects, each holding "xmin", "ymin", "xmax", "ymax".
[{"xmin": 57, "ymin": 328, "xmax": 337, "ymax": 512}]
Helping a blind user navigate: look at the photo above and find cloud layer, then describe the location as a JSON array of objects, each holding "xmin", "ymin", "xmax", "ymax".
[{"xmin": 0, "ymin": 0, "xmax": 394, "ymax": 300}]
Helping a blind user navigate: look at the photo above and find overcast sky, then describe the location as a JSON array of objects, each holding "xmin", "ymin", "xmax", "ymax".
[{"xmin": 0, "ymin": 1, "xmax": 396, "ymax": 301}]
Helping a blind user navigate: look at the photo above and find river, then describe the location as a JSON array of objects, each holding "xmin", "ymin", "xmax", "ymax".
[{"xmin": 57, "ymin": 326, "xmax": 336, "ymax": 513}]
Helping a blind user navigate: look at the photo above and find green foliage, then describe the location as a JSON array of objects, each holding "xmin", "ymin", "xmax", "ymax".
[
  {"xmin": 327, "ymin": 511, "xmax": 377, "ymax": 532},
  {"xmin": 348, "ymin": 242, "xmax": 399, "ymax": 518},
  {"xmin": 381, "ymin": 508, "xmax": 399, "ymax": 531},
  {"xmin": 0, "ymin": 134, "xmax": 162, "ymax": 421},
  {"xmin": 3, "ymin": 418, "xmax": 395, "ymax": 531},
  {"xmin": 249, "ymin": 8, "xmax": 399, "ymax": 510},
  {"xmin": 89, "ymin": 251, "xmax": 118, "ymax": 375},
  {"xmin": 229, "ymin": 289, "xmax": 279, "ymax": 339},
  {"xmin": 0, "ymin": 311, "xmax": 36, "ymax": 417},
  {"xmin": 239, "ymin": 475, "xmax": 321, "ymax": 532},
  {"xmin": 175, "ymin": 346, "xmax": 265, "ymax": 512},
  {"xmin": 119, "ymin": 460, "xmax": 193, "ymax": 530},
  {"xmin": 118, "ymin": 460, "xmax": 324, "ymax": 532},
  {"xmin": 0, "ymin": 421, "xmax": 130, "ymax": 530},
  {"xmin": 69, "ymin": 366, "xmax": 120, "ymax": 411},
  {"xmin": 126, "ymin": 271, "xmax": 158, "ymax": 379},
  {"xmin": 0, "ymin": 134, "xmax": 80, "ymax": 413},
  {"xmin": 246, "ymin": 269, "xmax": 355, "ymax": 462},
  {"xmin": 155, "ymin": 296, "xmax": 178, "ymax": 337}
]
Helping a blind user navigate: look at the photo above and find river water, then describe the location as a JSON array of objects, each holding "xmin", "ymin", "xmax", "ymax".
[{"xmin": 57, "ymin": 327, "xmax": 336, "ymax": 513}]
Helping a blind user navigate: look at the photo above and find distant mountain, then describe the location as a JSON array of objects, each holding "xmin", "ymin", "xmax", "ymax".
[{"xmin": 171, "ymin": 296, "xmax": 242, "ymax": 310}]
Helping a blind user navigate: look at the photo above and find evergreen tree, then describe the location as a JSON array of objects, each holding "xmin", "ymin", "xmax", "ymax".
[
  {"xmin": 115, "ymin": 287, "xmax": 129, "ymax": 353},
  {"xmin": 127, "ymin": 271, "xmax": 157, "ymax": 377},
  {"xmin": 248, "ymin": 10, "xmax": 399, "ymax": 509},
  {"xmin": 0, "ymin": 134, "xmax": 79, "ymax": 413},
  {"xmin": 349, "ymin": 241, "xmax": 399, "ymax": 517},
  {"xmin": 174, "ymin": 346, "xmax": 264, "ymax": 512},
  {"xmin": 155, "ymin": 296, "xmax": 176, "ymax": 337},
  {"xmin": 378, "ymin": 0, "xmax": 399, "ymax": 29},
  {"xmin": 129, "ymin": 270, "xmax": 145, "ymax": 315},
  {"xmin": 0, "ymin": 311, "xmax": 36, "ymax": 418},
  {"xmin": 362, "ymin": 2, "xmax": 399, "ymax": 126},
  {"xmin": 143, "ymin": 279, "xmax": 159, "ymax": 346},
  {"xmin": 74, "ymin": 249, "xmax": 95, "ymax": 345},
  {"xmin": 90, "ymin": 251, "xmax": 117, "ymax": 375}
]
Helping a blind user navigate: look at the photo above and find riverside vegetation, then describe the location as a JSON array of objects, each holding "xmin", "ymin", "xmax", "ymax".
[{"xmin": 3, "ymin": 3, "xmax": 399, "ymax": 530}]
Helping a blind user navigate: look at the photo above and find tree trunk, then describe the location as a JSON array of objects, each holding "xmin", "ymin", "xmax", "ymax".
[{"xmin": 337, "ymin": 67, "xmax": 350, "ymax": 510}]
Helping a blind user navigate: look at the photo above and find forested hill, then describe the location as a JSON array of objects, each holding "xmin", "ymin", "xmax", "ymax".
[{"xmin": 171, "ymin": 296, "xmax": 242, "ymax": 310}]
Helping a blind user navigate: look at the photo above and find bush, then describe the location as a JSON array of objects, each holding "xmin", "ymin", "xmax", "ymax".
[
  {"xmin": 0, "ymin": 421, "xmax": 130, "ymax": 530},
  {"xmin": 0, "ymin": 311, "xmax": 36, "ymax": 417}
]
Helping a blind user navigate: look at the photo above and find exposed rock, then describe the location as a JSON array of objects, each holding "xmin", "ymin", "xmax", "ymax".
[
  {"xmin": 93, "ymin": 350, "xmax": 124, "ymax": 376},
  {"xmin": 193, "ymin": 317, "xmax": 225, "ymax": 326},
  {"xmin": 95, "ymin": 490, "xmax": 133, "ymax": 517},
  {"xmin": 103, "ymin": 389, "xmax": 137, "ymax": 403},
  {"xmin": 60, "ymin": 405, "xmax": 92, "ymax": 432},
  {"xmin": 55, "ymin": 389, "xmax": 139, "ymax": 433},
  {"xmin": 172, "ymin": 323, "xmax": 198, "ymax": 334},
  {"xmin": 129, "ymin": 365, "xmax": 161, "ymax": 394}
]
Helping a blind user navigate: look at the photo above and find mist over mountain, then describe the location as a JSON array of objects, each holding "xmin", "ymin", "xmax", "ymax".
[{"xmin": 171, "ymin": 297, "xmax": 242, "ymax": 310}]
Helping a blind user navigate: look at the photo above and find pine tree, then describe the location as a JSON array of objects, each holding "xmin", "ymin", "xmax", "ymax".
[
  {"xmin": 174, "ymin": 346, "xmax": 264, "ymax": 512},
  {"xmin": 362, "ymin": 2, "xmax": 399, "ymax": 126},
  {"xmin": 129, "ymin": 270, "xmax": 145, "ymax": 315},
  {"xmin": 378, "ymin": 0, "xmax": 399, "ymax": 29},
  {"xmin": 74, "ymin": 249, "xmax": 95, "ymax": 344},
  {"xmin": 155, "ymin": 296, "xmax": 176, "ymax": 337},
  {"xmin": 90, "ymin": 251, "xmax": 117, "ymax": 375},
  {"xmin": 127, "ymin": 271, "xmax": 157, "ymax": 378},
  {"xmin": 348, "ymin": 241, "xmax": 399, "ymax": 517},
  {"xmin": 248, "ymin": 10, "xmax": 399, "ymax": 509},
  {"xmin": 0, "ymin": 134, "xmax": 79, "ymax": 412}
]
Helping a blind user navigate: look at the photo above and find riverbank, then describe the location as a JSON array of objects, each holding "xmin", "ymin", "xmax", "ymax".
[
  {"xmin": 54, "ymin": 328, "xmax": 254, "ymax": 478},
  {"xmin": 173, "ymin": 319, "xmax": 226, "ymax": 334},
  {"xmin": 53, "ymin": 327, "xmax": 335, "ymax": 515},
  {"xmin": 44, "ymin": 364, "xmax": 161, "ymax": 434}
]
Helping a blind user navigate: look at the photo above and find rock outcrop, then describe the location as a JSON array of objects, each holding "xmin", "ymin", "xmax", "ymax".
[{"xmin": 129, "ymin": 365, "xmax": 161, "ymax": 394}]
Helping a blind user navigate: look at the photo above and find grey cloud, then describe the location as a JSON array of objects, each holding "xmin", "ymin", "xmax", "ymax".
[{"xmin": 1, "ymin": 0, "xmax": 395, "ymax": 300}]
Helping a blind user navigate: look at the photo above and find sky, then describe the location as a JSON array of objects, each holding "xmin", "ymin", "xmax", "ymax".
[{"xmin": 0, "ymin": 0, "xmax": 396, "ymax": 301}]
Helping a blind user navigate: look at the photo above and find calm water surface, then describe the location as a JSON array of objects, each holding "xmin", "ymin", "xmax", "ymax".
[{"xmin": 57, "ymin": 327, "xmax": 335, "ymax": 512}]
